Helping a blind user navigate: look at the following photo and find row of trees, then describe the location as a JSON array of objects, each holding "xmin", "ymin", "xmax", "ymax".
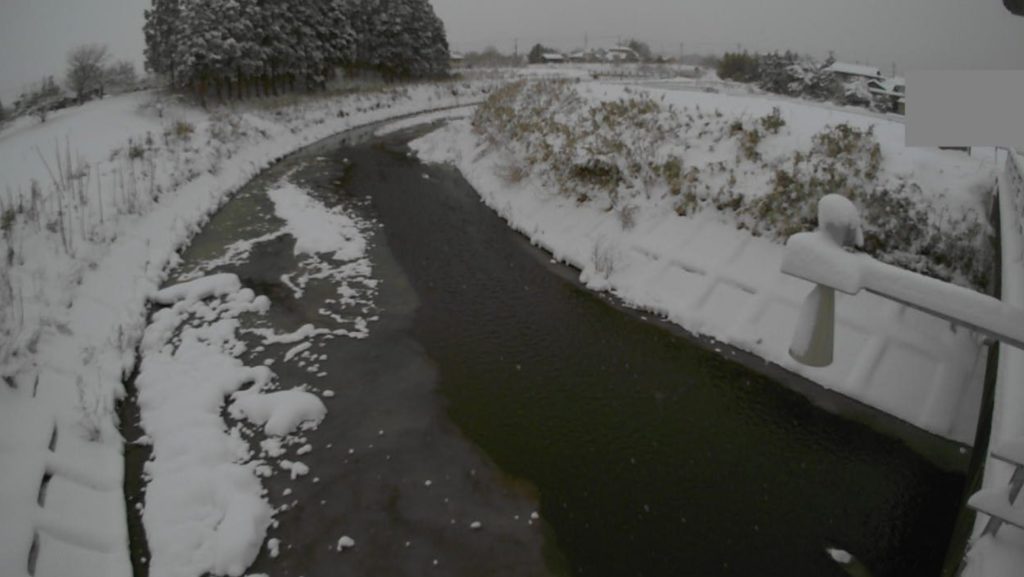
[
  {"xmin": 144, "ymin": 0, "xmax": 450, "ymax": 100},
  {"xmin": 461, "ymin": 46, "xmax": 522, "ymax": 68},
  {"xmin": 7, "ymin": 46, "xmax": 138, "ymax": 123},
  {"xmin": 67, "ymin": 44, "xmax": 136, "ymax": 103},
  {"xmin": 718, "ymin": 50, "xmax": 848, "ymax": 102}
]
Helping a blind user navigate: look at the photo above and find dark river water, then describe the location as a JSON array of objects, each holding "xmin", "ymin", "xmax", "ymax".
[{"xmin": 126, "ymin": 119, "xmax": 969, "ymax": 577}]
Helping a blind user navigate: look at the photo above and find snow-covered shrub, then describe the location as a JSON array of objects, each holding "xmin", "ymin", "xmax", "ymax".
[
  {"xmin": 474, "ymin": 79, "xmax": 682, "ymax": 206},
  {"xmin": 760, "ymin": 107, "xmax": 786, "ymax": 134},
  {"xmin": 473, "ymin": 80, "xmax": 992, "ymax": 288},
  {"xmin": 740, "ymin": 123, "xmax": 988, "ymax": 286}
]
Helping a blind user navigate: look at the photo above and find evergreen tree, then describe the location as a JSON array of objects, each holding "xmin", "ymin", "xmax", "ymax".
[
  {"xmin": 757, "ymin": 51, "xmax": 801, "ymax": 95},
  {"xmin": 144, "ymin": 0, "xmax": 181, "ymax": 82},
  {"xmin": 0, "ymin": 99, "xmax": 6, "ymax": 123},
  {"xmin": 717, "ymin": 51, "xmax": 761, "ymax": 83},
  {"xmin": 352, "ymin": 0, "xmax": 449, "ymax": 79},
  {"xmin": 528, "ymin": 44, "xmax": 547, "ymax": 64},
  {"xmin": 626, "ymin": 39, "xmax": 653, "ymax": 62},
  {"xmin": 143, "ymin": 0, "xmax": 441, "ymax": 98}
]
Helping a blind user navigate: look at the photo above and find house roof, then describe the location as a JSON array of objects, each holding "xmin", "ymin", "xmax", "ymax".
[
  {"xmin": 868, "ymin": 78, "xmax": 905, "ymax": 97},
  {"xmin": 825, "ymin": 62, "xmax": 883, "ymax": 79}
]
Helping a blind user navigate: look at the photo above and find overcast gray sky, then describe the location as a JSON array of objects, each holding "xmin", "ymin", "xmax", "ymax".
[{"xmin": 2, "ymin": 0, "xmax": 1023, "ymax": 102}]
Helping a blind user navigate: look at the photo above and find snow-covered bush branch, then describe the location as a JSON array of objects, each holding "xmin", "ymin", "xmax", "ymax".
[{"xmin": 473, "ymin": 80, "xmax": 992, "ymax": 288}]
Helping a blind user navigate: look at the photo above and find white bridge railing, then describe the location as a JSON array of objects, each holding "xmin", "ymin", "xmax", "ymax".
[
  {"xmin": 968, "ymin": 150, "xmax": 1024, "ymax": 539},
  {"xmin": 778, "ymin": 151, "xmax": 1024, "ymax": 574}
]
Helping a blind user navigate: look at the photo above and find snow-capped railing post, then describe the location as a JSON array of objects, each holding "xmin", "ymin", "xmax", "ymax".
[
  {"xmin": 782, "ymin": 193, "xmax": 1024, "ymax": 539},
  {"xmin": 781, "ymin": 194, "xmax": 1024, "ymax": 366}
]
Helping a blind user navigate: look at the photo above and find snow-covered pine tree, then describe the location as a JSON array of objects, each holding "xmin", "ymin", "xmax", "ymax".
[
  {"xmin": 146, "ymin": 0, "xmax": 372, "ymax": 98},
  {"xmin": 319, "ymin": 0, "xmax": 358, "ymax": 84},
  {"xmin": 350, "ymin": 0, "xmax": 448, "ymax": 79},
  {"xmin": 413, "ymin": 0, "xmax": 450, "ymax": 77},
  {"xmin": 259, "ymin": 0, "xmax": 303, "ymax": 93},
  {"xmin": 168, "ymin": 0, "xmax": 224, "ymax": 99},
  {"xmin": 221, "ymin": 0, "xmax": 263, "ymax": 98},
  {"xmin": 143, "ymin": 0, "xmax": 181, "ymax": 83},
  {"xmin": 287, "ymin": 0, "xmax": 355, "ymax": 90}
]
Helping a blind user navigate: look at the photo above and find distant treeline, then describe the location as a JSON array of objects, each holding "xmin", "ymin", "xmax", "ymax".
[
  {"xmin": 719, "ymin": 51, "xmax": 844, "ymax": 101},
  {"xmin": 143, "ymin": 0, "xmax": 450, "ymax": 100}
]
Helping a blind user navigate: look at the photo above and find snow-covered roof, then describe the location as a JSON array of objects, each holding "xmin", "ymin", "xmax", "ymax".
[
  {"xmin": 541, "ymin": 53, "xmax": 565, "ymax": 62},
  {"xmin": 825, "ymin": 62, "xmax": 883, "ymax": 79},
  {"xmin": 867, "ymin": 78, "xmax": 905, "ymax": 97}
]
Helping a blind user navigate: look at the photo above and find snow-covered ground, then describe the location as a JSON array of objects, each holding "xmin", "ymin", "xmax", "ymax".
[
  {"xmin": 0, "ymin": 81, "xmax": 495, "ymax": 577},
  {"xmin": 411, "ymin": 79, "xmax": 996, "ymax": 443},
  {"xmin": 963, "ymin": 150, "xmax": 1024, "ymax": 577}
]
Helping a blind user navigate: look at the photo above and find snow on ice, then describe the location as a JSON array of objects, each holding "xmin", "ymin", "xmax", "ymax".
[
  {"xmin": 826, "ymin": 547, "xmax": 854, "ymax": 564},
  {"xmin": 230, "ymin": 390, "xmax": 327, "ymax": 437},
  {"xmin": 267, "ymin": 180, "xmax": 367, "ymax": 261},
  {"xmin": 336, "ymin": 536, "xmax": 356, "ymax": 551},
  {"xmin": 137, "ymin": 279, "xmax": 275, "ymax": 577},
  {"xmin": 136, "ymin": 178, "xmax": 377, "ymax": 576},
  {"xmin": 132, "ymin": 171, "xmax": 382, "ymax": 576}
]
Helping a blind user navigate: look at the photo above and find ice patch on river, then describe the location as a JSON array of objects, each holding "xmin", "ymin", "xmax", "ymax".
[
  {"xmin": 136, "ymin": 179, "xmax": 381, "ymax": 577},
  {"xmin": 269, "ymin": 179, "xmax": 379, "ymax": 338},
  {"xmin": 180, "ymin": 179, "xmax": 378, "ymax": 340},
  {"xmin": 267, "ymin": 180, "xmax": 366, "ymax": 261}
]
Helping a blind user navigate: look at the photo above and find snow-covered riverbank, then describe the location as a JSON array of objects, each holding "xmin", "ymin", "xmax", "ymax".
[
  {"xmin": 0, "ymin": 81, "xmax": 494, "ymax": 577},
  {"xmin": 411, "ymin": 79, "xmax": 996, "ymax": 443}
]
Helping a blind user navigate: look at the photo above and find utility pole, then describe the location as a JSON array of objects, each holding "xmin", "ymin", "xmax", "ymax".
[
  {"xmin": 584, "ymin": 31, "xmax": 589, "ymax": 51},
  {"xmin": 679, "ymin": 42, "xmax": 684, "ymax": 62},
  {"xmin": 514, "ymin": 38, "xmax": 518, "ymax": 58}
]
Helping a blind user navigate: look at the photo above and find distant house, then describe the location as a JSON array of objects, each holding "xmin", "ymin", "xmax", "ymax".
[
  {"xmin": 824, "ymin": 62, "xmax": 884, "ymax": 82},
  {"xmin": 568, "ymin": 51, "xmax": 588, "ymax": 63},
  {"xmin": 449, "ymin": 52, "xmax": 465, "ymax": 67},
  {"xmin": 541, "ymin": 53, "xmax": 565, "ymax": 64},
  {"xmin": 605, "ymin": 46, "xmax": 640, "ymax": 63},
  {"xmin": 867, "ymin": 77, "xmax": 904, "ymax": 97},
  {"xmin": 867, "ymin": 76, "xmax": 906, "ymax": 113}
]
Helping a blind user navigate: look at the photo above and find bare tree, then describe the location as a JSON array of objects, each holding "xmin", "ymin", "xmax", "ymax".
[
  {"xmin": 104, "ymin": 60, "xmax": 137, "ymax": 94},
  {"xmin": 22, "ymin": 76, "xmax": 64, "ymax": 123},
  {"xmin": 66, "ymin": 44, "xmax": 110, "ymax": 103}
]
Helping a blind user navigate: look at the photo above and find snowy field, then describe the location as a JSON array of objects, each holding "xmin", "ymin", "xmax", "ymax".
[
  {"xmin": 411, "ymin": 78, "xmax": 997, "ymax": 442},
  {"xmin": 0, "ymin": 80, "xmax": 496, "ymax": 577}
]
